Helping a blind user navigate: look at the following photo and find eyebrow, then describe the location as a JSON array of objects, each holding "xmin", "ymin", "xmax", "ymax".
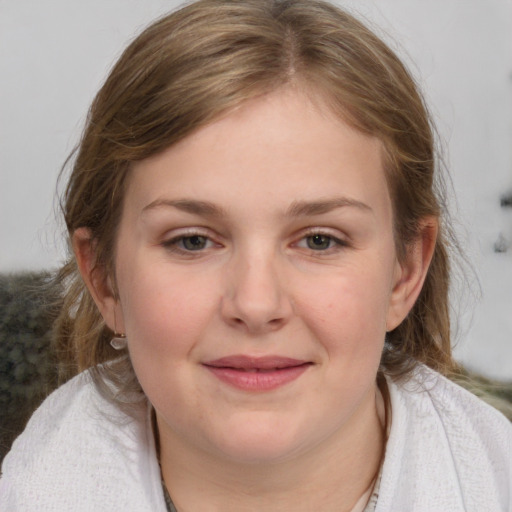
[
  {"xmin": 141, "ymin": 199, "xmax": 227, "ymax": 217},
  {"xmin": 286, "ymin": 197, "xmax": 373, "ymax": 217},
  {"xmin": 141, "ymin": 196, "xmax": 372, "ymax": 218}
]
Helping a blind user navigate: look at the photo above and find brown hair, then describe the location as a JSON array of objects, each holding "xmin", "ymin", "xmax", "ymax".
[{"xmin": 56, "ymin": 0, "xmax": 459, "ymax": 396}]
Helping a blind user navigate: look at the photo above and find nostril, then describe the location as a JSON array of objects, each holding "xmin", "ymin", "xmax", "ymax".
[{"xmin": 227, "ymin": 314, "xmax": 286, "ymax": 333}]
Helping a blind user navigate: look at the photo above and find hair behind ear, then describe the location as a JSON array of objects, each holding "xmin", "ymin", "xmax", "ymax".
[
  {"xmin": 382, "ymin": 217, "xmax": 455, "ymax": 378},
  {"xmin": 386, "ymin": 218, "xmax": 438, "ymax": 334}
]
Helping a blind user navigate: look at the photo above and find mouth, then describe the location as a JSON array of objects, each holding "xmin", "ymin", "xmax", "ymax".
[{"xmin": 203, "ymin": 355, "xmax": 313, "ymax": 391}]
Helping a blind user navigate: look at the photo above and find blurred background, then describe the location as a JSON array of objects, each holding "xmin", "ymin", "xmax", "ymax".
[{"xmin": 1, "ymin": 0, "xmax": 511, "ymax": 379}]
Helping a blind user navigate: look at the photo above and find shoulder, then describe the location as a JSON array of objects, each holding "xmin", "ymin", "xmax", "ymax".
[
  {"xmin": 394, "ymin": 365, "xmax": 511, "ymax": 451},
  {"xmin": 396, "ymin": 364, "xmax": 510, "ymax": 418},
  {"xmin": 376, "ymin": 365, "xmax": 511, "ymax": 512},
  {"xmin": 0, "ymin": 370, "xmax": 165, "ymax": 511},
  {"xmin": 2, "ymin": 371, "xmax": 129, "ymax": 469},
  {"xmin": 2, "ymin": 371, "xmax": 103, "ymax": 470}
]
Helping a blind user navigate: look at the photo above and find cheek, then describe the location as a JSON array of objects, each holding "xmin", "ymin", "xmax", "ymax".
[
  {"xmin": 116, "ymin": 267, "xmax": 219, "ymax": 413},
  {"xmin": 117, "ymin": 264, "xmax": 218, "ymax": 357},
  {"xmin": 296, "ymin": 266, "xmax": 391, "ymax": 360}
]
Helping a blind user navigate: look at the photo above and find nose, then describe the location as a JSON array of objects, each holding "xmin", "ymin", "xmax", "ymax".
[{"xmin": 221, "ymin": 249, "xmax": 293, "ymax": 335}]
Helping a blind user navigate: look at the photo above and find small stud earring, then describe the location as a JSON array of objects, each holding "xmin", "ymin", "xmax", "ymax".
[{"xmin": 110, "ymin": 332, "xmax": 127, "ymax": 350}]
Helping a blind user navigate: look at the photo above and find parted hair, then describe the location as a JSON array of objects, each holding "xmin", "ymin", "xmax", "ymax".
[{"xmin": 56, "ymin": 0, "xmax": 459, "ymax": 397}]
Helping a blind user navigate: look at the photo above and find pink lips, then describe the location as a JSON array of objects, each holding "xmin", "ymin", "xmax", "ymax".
[{"xmin": 203, "ymin": 355, "xmax": 312, "ymax": 391}]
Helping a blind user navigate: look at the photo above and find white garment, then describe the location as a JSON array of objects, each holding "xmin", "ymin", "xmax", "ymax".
[
  {"xmin": 0, "ymin": 371, "xmax": 166, "ymax": 511},
  {"xmin": 1, "ymin": 365, "xmax": 510, "ymax": 511},
  {"xmin": 377, "ymin": 368, "xmax": 511, "ymax": 511}
]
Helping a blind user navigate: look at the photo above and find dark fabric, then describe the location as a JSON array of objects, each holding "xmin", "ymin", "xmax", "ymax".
[{"xmin": 0, "ymin": 272, "xmax": 61, "ymax": 463}]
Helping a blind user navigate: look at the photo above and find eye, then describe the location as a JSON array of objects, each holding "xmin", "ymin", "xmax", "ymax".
[
  {"xmin": 305, "ymin": 234, "xmax": 335, "ymax": 250},
  {"xmin": 295, "ymin": 231, "xmax": 347, "ymax": 252},
  {"xmin": 162, "ymin": 233, "xmax": 216, "ymax": 253},
  {"xmin": 180, "ymin": 235, "xmax": 209, "ymax": 251}
]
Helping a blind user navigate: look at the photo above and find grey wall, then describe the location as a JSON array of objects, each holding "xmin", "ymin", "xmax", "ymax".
[{"xmin": 1, "ymin": 0, "xmax": 511, "ymax": 379}]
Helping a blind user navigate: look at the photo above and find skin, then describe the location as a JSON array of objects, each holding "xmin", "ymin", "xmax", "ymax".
[{"xmin": 75, "ymin": 87, "xmax": 436, "ymax": 511}]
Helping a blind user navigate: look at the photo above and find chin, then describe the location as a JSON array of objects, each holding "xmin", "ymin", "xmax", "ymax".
[{"xmin": 204, "ymin": 414, "xmax": 313, "ymax": 465}]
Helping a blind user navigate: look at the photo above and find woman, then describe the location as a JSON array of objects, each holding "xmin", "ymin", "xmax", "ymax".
[{"xmin": 1, "ymin": 1, "xmax": 510, "ymax": 510}]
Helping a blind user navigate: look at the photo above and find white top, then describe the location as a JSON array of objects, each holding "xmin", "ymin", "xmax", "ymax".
[{"xmin": 1, "ymin": 365, "xmax": 511, "ymax": 511}]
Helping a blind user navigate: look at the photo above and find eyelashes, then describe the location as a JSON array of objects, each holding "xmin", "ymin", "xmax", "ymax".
[
  {"xmin": 171, "ymin": 235, "xmax": 210, "ymax": 251},
  {"xmin": 161, "ymin": 228, "xmax": 350, "ymax": 256},
  {"xmin": 161, "ymin": 232, "xmax": 216, "ymax": 253},
  {"xmin": 297, "ymin": 232, "xmax": 348, "ymax": 252}
]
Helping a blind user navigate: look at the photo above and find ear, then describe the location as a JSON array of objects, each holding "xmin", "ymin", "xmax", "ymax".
[
  {"xmin": 72, "ymin": 227, "xmax": 125, "ymax": 334},
  {"xmin": 386, "ymin": 217, "xmax": 438, "ymax": 331}
]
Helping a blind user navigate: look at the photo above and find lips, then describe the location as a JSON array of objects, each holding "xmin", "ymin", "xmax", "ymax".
[{"xmin": 203, "ymin": 355, "xmax": 312, "ymax": 391}]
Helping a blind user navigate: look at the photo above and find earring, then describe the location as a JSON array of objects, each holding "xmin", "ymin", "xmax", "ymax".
[{"xmin": 110, "ymin": 332, "xmax": 127, "ymax": 350}]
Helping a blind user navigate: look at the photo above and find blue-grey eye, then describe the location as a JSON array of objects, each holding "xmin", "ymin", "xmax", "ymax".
[
  {"xmin": 181, "ymin": 235, "xmax": 208, "ymax": 250},
  {"xmin": 306, "ymin": 234, "xmax": 333, "ymax": 250}
]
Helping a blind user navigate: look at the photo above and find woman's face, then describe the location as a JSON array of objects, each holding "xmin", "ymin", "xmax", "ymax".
[{"xmin": 112, "ymin": 88, "xmax": 410, "ymax": 464}]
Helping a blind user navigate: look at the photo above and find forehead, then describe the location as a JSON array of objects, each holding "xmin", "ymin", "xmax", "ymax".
[{"xmin": 125, "ymin": 88, "xmax": 391, "ymax": 222}]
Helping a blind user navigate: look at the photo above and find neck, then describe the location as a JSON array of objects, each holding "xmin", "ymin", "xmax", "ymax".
[{"xmin": 157, "ymin": 385, "xmax": 385, "ymax": 512}]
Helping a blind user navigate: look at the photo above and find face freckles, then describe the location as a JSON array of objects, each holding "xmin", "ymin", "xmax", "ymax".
[{"xmin": 111, "ymin": 88, "xmax": 404, "ymax": 464}]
